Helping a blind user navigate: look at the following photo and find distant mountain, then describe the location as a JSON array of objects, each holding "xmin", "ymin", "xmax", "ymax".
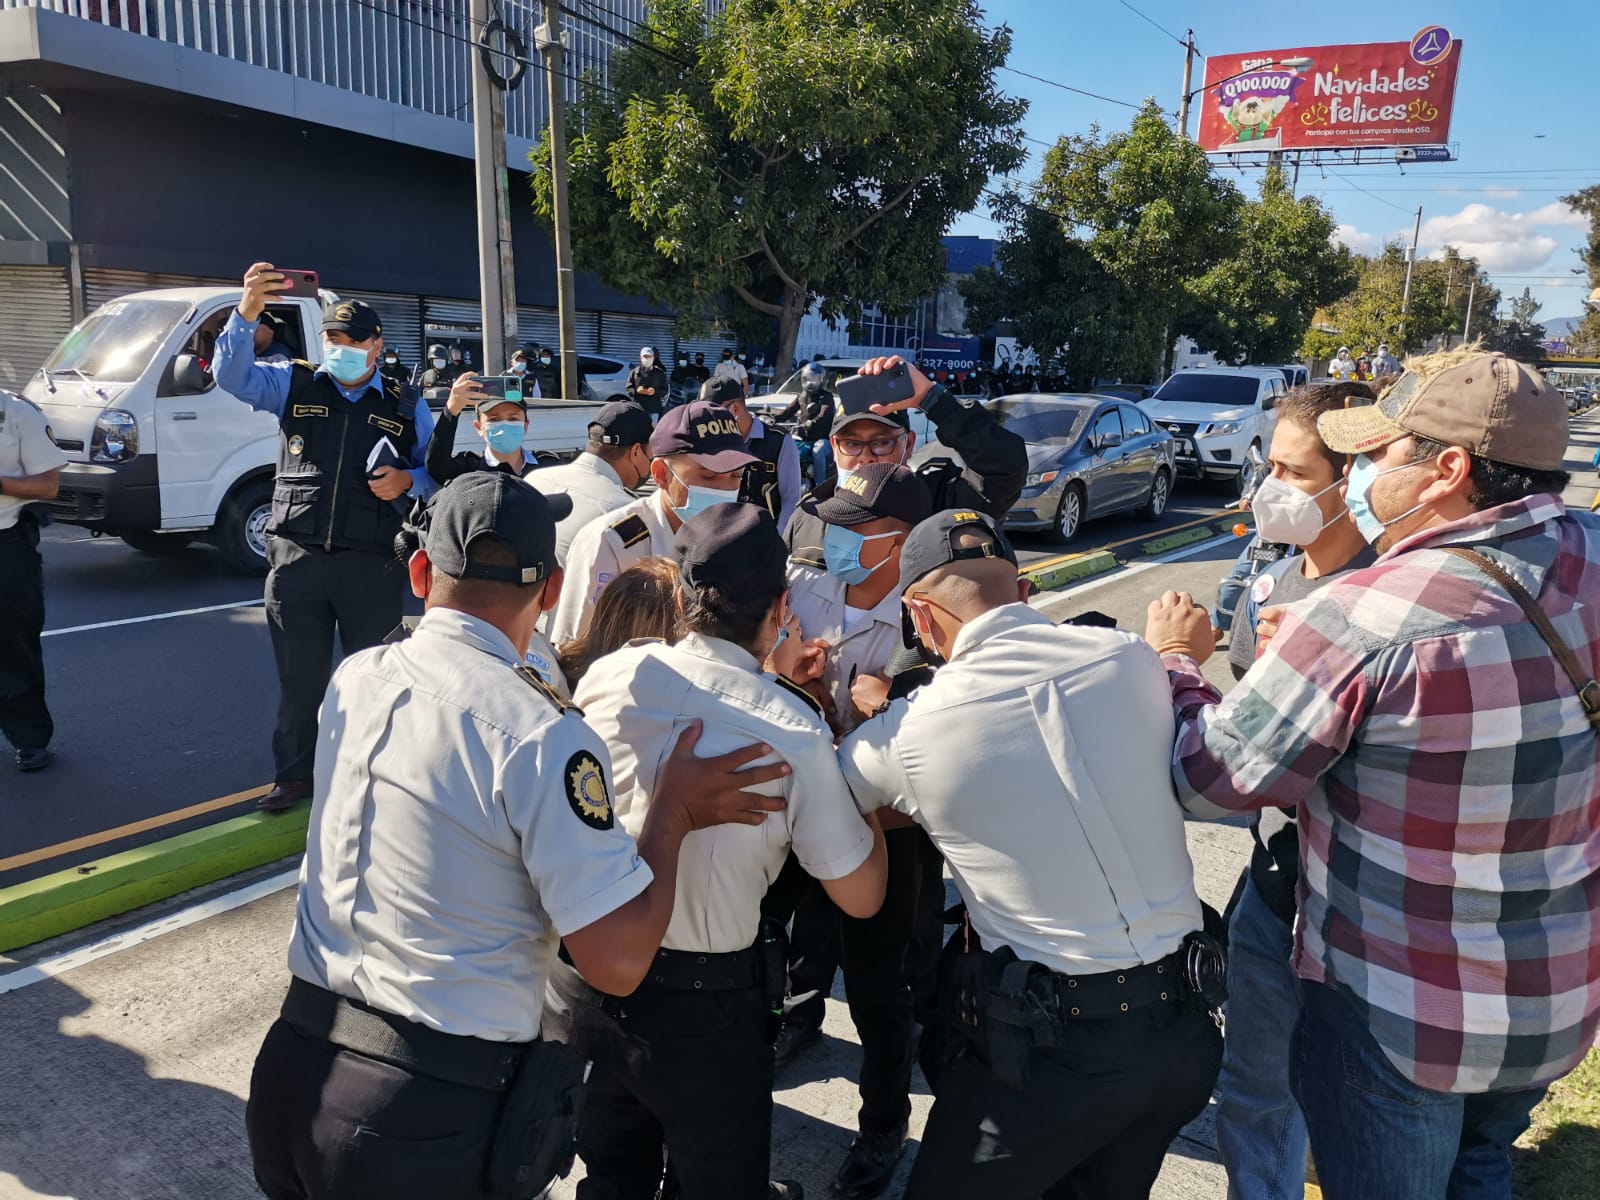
[{"xmin": 1543, "ymin": 317, "xmax": 1583, "ymax": 338}]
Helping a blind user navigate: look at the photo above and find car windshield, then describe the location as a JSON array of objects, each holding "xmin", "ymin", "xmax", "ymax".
[
  {"xmin": 770, "ymin": 365, "xmax": 861, "ymax": 398},
  {"xmin": 43, "ymin": 299, "xmax": 189, "ymax": 383},
  {"xmin": 1153, "ymin": 373, "xmax": 1260, "ymax": 408},
  {"xmin": 990, "ymin": 402, "xmax": 1089, "ymax": 445}
]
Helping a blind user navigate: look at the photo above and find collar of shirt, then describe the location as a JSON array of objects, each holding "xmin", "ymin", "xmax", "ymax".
[
  {"xmin": 483, "ymin": 445, "xmax": 529, "ymax": 473},
  {"xmin": 948, "ymin": 602, "xmax": 1052, "ymax": 663},
  {"xmin": 576, "ymin": 452, "xmax": 625, "ymax": 488},
  {"xmin": 748, "ymin": 416, "xmax": 766, "ymax": 440},
  {"xmin": 314, "ymin": 360, "xmax": 385, "ymax": 403},
  {"xmin": 789, "ymin": 565, "xmax": 900, "ymax": 639},
  {"xmin": 675, "ymin": 630, "xmax": 762, "ymax": 676},
  {"xmin": 411, "ymin": 607, "xmax": 522, "ymax": 667},
  {"xmin": 1382, "ymin": 493, "xmax": 1566, "ymax": 561}
]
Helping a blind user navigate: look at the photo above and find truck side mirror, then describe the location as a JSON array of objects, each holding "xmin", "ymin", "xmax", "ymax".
[{"xmin": 172, "ymin": 353, "xmax": 213, "ymax": 395}]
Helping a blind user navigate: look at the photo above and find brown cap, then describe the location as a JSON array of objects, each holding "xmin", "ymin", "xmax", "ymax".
[{"xmin": 1317, "ymin": 352, "xmax": 1567, "ymax": 471}]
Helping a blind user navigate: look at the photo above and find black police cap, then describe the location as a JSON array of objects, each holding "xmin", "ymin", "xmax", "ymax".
[
  {"xmin": 423, "ymin": 473, "xmax": 571, "ymax": 585},
  {"xmin": 589, "ymin": 401, "xmax": 653, "ymax": 448},
  {"xmin": 673, "ymin": 503, "xmax": 787, "ymax": 594},
  {"xmin": 814, "ymin": 462, "xmax": 932, "ymax": 528},
  {"xmin": 323, "ymin": 300, "xmax": 382, "ymax": 342},
  {"xmin": 700, "ymin": 375, "xmax": 745, "ymax": 408},
  {"xmin": 898, "ymin": 509, "xmax": 1018, "ymax": 595}
]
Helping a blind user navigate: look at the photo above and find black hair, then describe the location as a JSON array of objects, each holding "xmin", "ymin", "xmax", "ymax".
[
  {"xmin": 677, "ymin": 571, "xmax": 785, "ymax": 654},
  {"xmin": 1406, "ymin": 436, "xmax": 1571, "ymax": 511}
]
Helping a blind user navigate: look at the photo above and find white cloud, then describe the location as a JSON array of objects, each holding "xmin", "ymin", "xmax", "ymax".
[
  {"xmin": 1416, "ymin": 201, "xmax": 1584, "ymax": 273},
  {"xmin": 1332, "ymin": 223, "xmax": 1382, "ymax": 255},
  {"xmin": 1483, "ymin": 187, "xmax": 1522, "ymax": 199},
  {"xmin": 1526, "ymin": 201, "xmax": 1587, "ymax": 229}
]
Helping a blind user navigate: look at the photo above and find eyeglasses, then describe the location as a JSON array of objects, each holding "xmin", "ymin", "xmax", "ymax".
[{"xmin": 833, "ymin": 432, "xmax": 906, "ymax": 458}]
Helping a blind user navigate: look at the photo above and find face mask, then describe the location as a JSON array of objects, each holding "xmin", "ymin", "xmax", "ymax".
[
  {"xmin": 666, "ymin": 465, "xmax": 739, "ymax": 521},
  {"xmin": 678, "ymin": 359, "xmax": 687, "ymax": 368},
  {"xmin": 1250, "ymin": 474, "xmax": 1343, "ymax": 547},
  {"xmin": 901, "ymin": 601, "xmax": 947, "ymax": 667},
  {"xmin": 323, "ymin": 343, "xmax": 372, "ymax": 385},
  {"xmin": 823, "ymin": 525, "xmax": 899, "ymax": 586},
  {"xmin": 483, "ymin": 421, "xmax": 525, "ymax": 455},
  {"xmin": 432, "ymin": 357, "xmax": 446, "ymax": 369},
  {"xmin": 384, "ymin": 356, "xmax": 398, "ymax": 366},
  {"xmin": 510, "ymin": 360, "xmax": 527, "ymax": 374},
  {"xmin": 771, "ymin": 624, "xmax": 789, "ymax": 660},
  {"xmin": 539, "ymin": 356, "xmax": 552, "ymax": 367},
  {"xmin": 1345, "ymin": 455, "xmax": 1434, "ymax": 545},
  {"xmin": 834, "ymin": 466, "xmax": 857, "ymax": 490}
]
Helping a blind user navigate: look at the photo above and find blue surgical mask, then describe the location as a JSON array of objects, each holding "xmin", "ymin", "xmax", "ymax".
[
  {"xmin": 322, "ymin": 343, "xmax": 372, "ymax": 385},
  {"xmin": 1345, "ymin": 454, "xmax": 1433, "ymax": 544},
  {"xmin": 823, "ymin": 524, "xmax": 899, "ymax": 586},
  {"xmin": 834, "ymin": 466, "xmax": 857, "ymax": 490},
  {"xmin": 483, "ymin": 421, "xmax": 525, "ymax": 455},
  {"xmin": 666, "ymin": 465, "xmax": 739, "ymax": 521},
  {"xmin": 510, "ymin": 360, "xmax": 528, "ymax": 374}
]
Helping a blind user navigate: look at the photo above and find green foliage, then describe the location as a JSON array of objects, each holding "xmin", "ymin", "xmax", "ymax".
[
  {"xmin": 1301, "ymin": 244, "xmax": 1499, "ymax": 360},
  {"xmin": 1182, "ymin": 167, "xmax": 1357, "ymax": 365},
  {"xmin": 1487, "ymin": 288, "xmax": 1546, "ymax": 362},
  {"xmin": 531, "ymin": 0, "xmax": 1027, "ymax": 365},
  {"xmin": 1034, "ymin": 101, "xmax": 1244, "ymax": 375},
  {"xmin": 1559, "ymin": 184, "xmax": 1600, "ymax": 355}
]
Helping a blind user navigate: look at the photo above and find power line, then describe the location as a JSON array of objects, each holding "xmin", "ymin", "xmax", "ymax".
[
  {"xmin": 562, "ymin": 0, "xmax": 698, "ymax": 71},
  {"xmin": 1117, "ymin": 1, "xmax": 1196, "ymax": 53},
  {"xmin": 997, "ymin": 65, "xmax": 1145, "ymax": 111},
  {"xmin": 1327, "ymin": 171, "xmax": 1416, "ymax": 215}
]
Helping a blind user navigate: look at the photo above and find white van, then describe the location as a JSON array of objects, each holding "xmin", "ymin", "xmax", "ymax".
[{"xmin": 26, "ymin": 287, "xmax": 602, "ymax": 574}]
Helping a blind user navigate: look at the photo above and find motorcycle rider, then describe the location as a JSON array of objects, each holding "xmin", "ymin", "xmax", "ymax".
[
  {"xmin": 419, "ymin": 343, "xmax": 455, "ymax": 391},
  {"xmin": 778, "ymin": 362, "xmax": 837, "ymax": 485}
]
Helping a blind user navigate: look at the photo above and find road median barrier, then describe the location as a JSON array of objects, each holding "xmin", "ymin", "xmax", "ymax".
[
  {"xmin": 1024, "ymin": 550, "xmax": 1118, "ymax": 592},
  {"xmin": 0, "ymin": 804, "xmax": 308, "ymax": 953}
]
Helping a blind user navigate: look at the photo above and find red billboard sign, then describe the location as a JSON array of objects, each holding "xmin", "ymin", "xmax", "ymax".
[{"xmin": 1197, "ymin": 32, "xmax": 1463, "ymax": 154}]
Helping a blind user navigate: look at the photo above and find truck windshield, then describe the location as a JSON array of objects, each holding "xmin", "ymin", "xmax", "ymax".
[
  {"xmin": 1153, "ymin": 373, "xmax": 1260, "ymax": 408},
  {"xmin": 43, "ymin": 299, "xmax": 189, "ymax": 383}
]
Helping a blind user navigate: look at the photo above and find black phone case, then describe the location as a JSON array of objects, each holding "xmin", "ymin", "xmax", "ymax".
[{"xmin": 835, "ymin": 364, "xmax": 915, "ymax": 415}]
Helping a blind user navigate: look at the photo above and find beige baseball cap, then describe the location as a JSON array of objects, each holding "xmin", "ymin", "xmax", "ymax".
[{"xmin": 1318, "ymin": 351, "xmax": 1567, "ymax": 471}]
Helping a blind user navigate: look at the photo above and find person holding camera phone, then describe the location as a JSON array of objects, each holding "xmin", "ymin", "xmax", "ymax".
[
  {"xmin": 214, "ymin": 263, "xmax": 440, "ymax": 815},
  {"xmin": 427, "ymin": 373, "xmax": 539, "ymax": 484}
]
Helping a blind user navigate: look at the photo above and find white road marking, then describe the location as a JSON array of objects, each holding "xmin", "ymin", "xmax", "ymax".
[
  {"xmin": 42, "ymin": 598, "xmax": 263, "ymax": 637},
  {"xmin": 0, "ymin": 868, "xmax": 299, "ymax": 994}
]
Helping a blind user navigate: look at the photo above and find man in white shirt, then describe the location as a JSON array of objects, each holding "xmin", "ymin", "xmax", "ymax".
[
  {"xmin": 526, "ymin": 401, "xmax": 653, "ymax": 565},
  {"xmin": 838, "ymin": 509, "xmax": 1221, "ymax": 1199},
  {"xmin": 1328, "ymin": 346, "xmax": 1358, "ymax": 382},
  {"xmin": 713, "ymin": 347, "xmax": 749, "ymax": 388}
]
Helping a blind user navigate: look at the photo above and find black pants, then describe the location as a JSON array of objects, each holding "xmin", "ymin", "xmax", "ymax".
[
  {"xmin": 576, "ymin": 984, "xmax": 773, "ymax": 1200},
  {"xmin": 246, "ymin": 1018, "xmax": 502, "ymax": 1200},
  {"xmin": 762, "ymin": 826, "xmax": 946, "ymax": 1135},
  {"xmin": 905, "ymin": 1000, "xmax": 1222, "ymax": 1199},
  {"xmin": 264, "ymin": 538, "xmax": 404, "ymax": 782},
  {"xmin": 0, "ymin": 530, "xmax": 51, "ymax": 753}
]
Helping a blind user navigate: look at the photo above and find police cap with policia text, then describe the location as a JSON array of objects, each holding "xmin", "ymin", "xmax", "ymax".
[{"xmin": 649, "ymin": 400, "xmax": 757, "ymax": 472}]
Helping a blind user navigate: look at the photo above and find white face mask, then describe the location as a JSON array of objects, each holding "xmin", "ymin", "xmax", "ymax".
[{"xmin": 1250, "ymin": 474, "xmax": 1343, "ymax": 546}]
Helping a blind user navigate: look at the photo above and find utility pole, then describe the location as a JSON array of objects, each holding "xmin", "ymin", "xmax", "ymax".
[
  {"xmin": 1176, "ymin": 30, "xmax": 1198, "ymax": 139},
  {"xmin": 1397, "ymin": 205, "xmax": 1423, "ymax": 345},
  {"xmin": 537, "ymin": 1, "xmax": 579, "ymax": 401},
  {"xmin": 1461, "ymin": 275, "xmax": 1478, "ymax": 345},
  {"xmin": 470, "ymin": 0, "xmax": 517, "ymax": 373}
]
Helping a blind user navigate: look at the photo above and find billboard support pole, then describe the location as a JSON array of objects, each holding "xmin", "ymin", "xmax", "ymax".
[
  {"xmin": 1399, "ymin": 205, "xmax": 1423, "ymax": 345},
  {"xmin": 1177, "ymin": 30, "xmax": 1197, "ymax": 139}
]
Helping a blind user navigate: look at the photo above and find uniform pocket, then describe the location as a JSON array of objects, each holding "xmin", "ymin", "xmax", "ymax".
[{"xmin": 271, "ymin": 482, "xmax": 320, "ymax": 537}]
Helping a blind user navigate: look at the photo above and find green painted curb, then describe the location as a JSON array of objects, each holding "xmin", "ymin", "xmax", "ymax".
[
  {"xmin": 0, "ymin": 805, "xmax": 309, "ymax": 953},
  {"xmin": 1025, "ymin": 550, "xmax": 1118, "ymax": 592},
  {"xmin": 1140, "ymin": 524, "xmax": 1215, "ymax": 555}
]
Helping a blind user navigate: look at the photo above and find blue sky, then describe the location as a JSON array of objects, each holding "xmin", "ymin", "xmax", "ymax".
[{"xmin": 952, "ymin": 1, "xmax": 1600, "ymax": 320}]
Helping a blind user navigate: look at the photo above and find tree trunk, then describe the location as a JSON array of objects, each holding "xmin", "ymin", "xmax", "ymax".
[
  {"xmin": 775, "ymin": 286, "xmax": 809, "ymax": 376},
  {"xmin": 1161, "ymin": 319, "xmax": 1176, "ymax": 379}
]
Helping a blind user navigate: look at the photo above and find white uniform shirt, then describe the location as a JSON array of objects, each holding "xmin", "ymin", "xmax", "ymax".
[
  {"xmin": 713, "ymin": 359, "xmax": 749, "ymax": 388},
  {"xmin": 576, "ymin": 633, "xmax": 875, "ymax": 953},
  {"xmin": 0, "ymin": 391, "xmax": 68, "ymax": 531},
  {"xmin": 547, "ymin": 490, "xmax": 677, "ymax": 644},
  {"xmin": 522, "ymin": 628, "xmax": 571, "ymax": 700},
  {"xmin": 839, "ymin": 604, "xmax": 1202, "ymax": 975},
  {"xmin": 287, "ymin": 608, "xmax": 651, "ymax": 1042},
  {"xmin": 785, "ymin": 563, "xmax": 904, "ymax": 733},
  {"xmin": 527, "ymin": 453, "xmax": 635, "ymax": 566}
]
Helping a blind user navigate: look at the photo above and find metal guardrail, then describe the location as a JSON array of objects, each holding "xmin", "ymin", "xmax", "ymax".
[{"xmin": 3, "ymin": 0, "xmax": 652, "ymax": 143}]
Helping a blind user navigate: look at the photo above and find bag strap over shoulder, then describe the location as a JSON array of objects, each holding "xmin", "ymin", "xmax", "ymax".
[{"xmin": 1438, "ymin": 546, "xmax": 1600, "ymax": 734}]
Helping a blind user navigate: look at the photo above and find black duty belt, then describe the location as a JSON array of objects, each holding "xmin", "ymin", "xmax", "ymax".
[
  {"xmin": 280, "ymin": 976, "xmax": 528, "ymax": 1092},
  {"xmin": 1024, "ymin": 949, "xmax": 1187, "ymax": 1020},
  {"xmin": 0, "ymin": 523, "xmax": 30, "ymax": 542},
  {"xmin": 636, "ymin": 944, "xmax": 758, "ymax": 994}
]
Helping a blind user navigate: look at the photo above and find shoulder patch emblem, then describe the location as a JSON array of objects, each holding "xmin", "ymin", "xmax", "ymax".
[
  {"xmin": 773, "ymin": 674, "xmax": 825, "ymax": 719},
  {"xmin": 565, "ymin": 751, "xmax": 614, "ymax": 830},
  {"xmin": 513, "ymin": 664, "xmax": 575, "ymax": 713},
  {"xmin": 610, "ymin": 514, "xmax": 650, "ymax": 549},
  {"xmin": 287, "ymin": 434, "xmax": 305, "ymax": 456}
]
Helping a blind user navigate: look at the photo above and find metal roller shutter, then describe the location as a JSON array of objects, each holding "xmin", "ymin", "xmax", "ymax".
[
  {"xmin": 84, "ymin": 267, "xmax": 228, "ymax": 309},
  {"xmin": 0, "ymin": 265, "xmax": 74, "ymax": 388},
  {"xmin": 336, "ymin": 289, "xmax": 423, "ymax": 366},
  {"xmin": 677, "ymin": 331, "xmax": 739, "ymax": 362},
  {"xmin": 423, "ymin": 297, "xmax": 482, "ymax": 328},
  {"xmin": 513, "ymin": 306, "xmax": 601, "ymax": 354},
  {"xmin": 600, "ymin": 312, "xmax": 676, "ymax": 360}
]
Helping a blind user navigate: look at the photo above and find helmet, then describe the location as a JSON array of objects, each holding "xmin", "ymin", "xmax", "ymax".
[
  {"xmin": 428, "ymin": 343, "xmax": 445, "ymax": 356},
  {"xmin": 801, "ymin": 363, "xmax": 825, "ymax": 393}
]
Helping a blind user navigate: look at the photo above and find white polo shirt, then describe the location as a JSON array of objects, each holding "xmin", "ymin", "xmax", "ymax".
[
  {"xmin": 547, "ymin": 490, "xmax": 678, "ymax": 644},
  {"xmin": 527, "ymin": 453, "xmax": 635, "ymax": 566},
  {"xmin": 838, "ymin": 604, "xmax": 1202, "ymax": 975},
  {"xmin": 575, "ymin": 632, "xmax": 875, "ymax": 954},
  {"xmin": 0, "ymin": 391, "xmax": 68, "ymax": 531},
  {"xmin": 785, "ymin": 563, "xmax": 905, "ymax": 733},
  {"xmin": 287, "ymin": 608, "xmax": 650, "ymax": 1042}
]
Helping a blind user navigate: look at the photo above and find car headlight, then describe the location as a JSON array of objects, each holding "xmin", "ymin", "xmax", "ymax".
[
  {"xmin": 1203, "ymin": 421, "xmax": 1244, "ymax": 437},
  {"xmin": 1025, "ymin": 470, "xmax": 1059, "ymax": 489},
  {"xmin": 90, "ymin": 409, "xmax": 139, "ymax": 463}
]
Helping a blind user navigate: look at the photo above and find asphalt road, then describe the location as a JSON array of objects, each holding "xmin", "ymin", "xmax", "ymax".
[{"xmin": 1, "ymin": 477, "xmax": 1231, "ymax": 887}]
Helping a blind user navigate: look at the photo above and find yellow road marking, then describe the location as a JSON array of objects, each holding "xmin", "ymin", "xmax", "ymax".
[
  {"xmin": 0, "ymin": 784, "xmax": 270, "ymax": 874},
  {"xmin": 1026, "ymin": 506, "xmax": 1240, "ymax": 574}
]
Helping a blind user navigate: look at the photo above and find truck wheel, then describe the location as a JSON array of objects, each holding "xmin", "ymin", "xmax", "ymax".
[
  {"xmin": 216, "ymin": 480, "xmax": 273, "ymax": 576},
  {"xmin": 120, "ymin": 530, "xmax": 196, "ymax": 554}
]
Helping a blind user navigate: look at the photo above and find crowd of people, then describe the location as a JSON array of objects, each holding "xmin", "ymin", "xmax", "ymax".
[{"xmin": 27, "ymin": 263, "xmax": 1589, "ymax": 1200}]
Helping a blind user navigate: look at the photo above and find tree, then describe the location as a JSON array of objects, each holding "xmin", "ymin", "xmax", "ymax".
[
  {"xmin": 958, "ymin": 192, "xmax": 1159, "ymax": 388},
  {"xmin": 1034, "ymin": 100, "xmax": 1244, "ymax": 377},
  {"xmin": 1487, "ymin": 287, "xmax": 1546, "ymax": 361},
  {"xmin": 1301, "ymin": 244, "xmax": 1497, "ymax": 360},
  {"xmin": 531, "ymin": 0, "xmax": 1027, "ymax": 369},
  {"xmin": 1560, "ymin": 184, "xmax": 1600, "ymax": 355},
  {"xmin": 1182, "ymin": 167, "xmax": 1357, "ymax": 364}
]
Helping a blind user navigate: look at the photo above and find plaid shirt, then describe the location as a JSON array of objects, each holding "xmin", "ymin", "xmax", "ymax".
[{"xmin": 1166, "ymin": 495, "xmax": 1600, "ymax": 1093}]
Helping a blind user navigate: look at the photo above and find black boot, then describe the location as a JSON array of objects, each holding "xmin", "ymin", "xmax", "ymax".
[{"xmin": 829, "ymin": 1123, "xmax": 909, "ymax": 1199}]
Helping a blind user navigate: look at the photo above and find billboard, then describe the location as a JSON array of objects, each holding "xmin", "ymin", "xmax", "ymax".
[{"xmin": 1197, "ymin": 28, "xmax": 1462, "ymax": 154}]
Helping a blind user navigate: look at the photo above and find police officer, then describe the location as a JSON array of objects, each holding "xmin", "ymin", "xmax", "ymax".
[
  {"xmin": 713, "ymin": 347, "xmax": 749, "ymax": 389},
  {"xmin": 838, "ymin": 510, "xmax": 1223, "ymax": 1199},
  {"xmin": 427, "ymin": 372, "xmax": 541, "ymax": 484},
  {"xmin": 246, "ymin": 473, "xmax": 791, "ymax": 1200},
  {"xmin": 254, "ymin": 311, "xmax": 296, "ymax": 362},
  {"xmin": 526, "ymin": 400, "xmax": 654, "ymax": 565},
  {"xmin": 214, "ymin": 263, "xmax": 439, "ymax": 813},
  {"xmin": 546, "ymin": 399, "xmax": 755, "ymax": 644},
  {"xmin": 570, "ymin": 502, "xmax": 888, "ymax": 1200},
  {"xmin": 0, "ymin": 388, "xmax": 67, "ymax": 772},
  {"xmin": 668, "ymin": 351, "xmax": 696, "ymax": 410},
  {"xmin": 685, "ymin": 351, "xmax": 712, "ymax": 390},
  {"xmin": 420, "ymin": 343, "xmax": 454, "ymax": 391},
  {"xmin": 705, "ymin": 375, "xmax": 803, "ymax": 531},
  {"xmin": 626, "ymin": 346, "xmax": 670, "ymax": 419},
  {"xmin": 786, "ymin": 356, "xmax": 1026, "ymax": 571},
  {"xmin": 379, "ymin": 346, "xmax": 409, "ymax": 386}
]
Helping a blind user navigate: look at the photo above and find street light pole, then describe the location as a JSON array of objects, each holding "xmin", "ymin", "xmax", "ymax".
[
  {"xmin": 1462, "ymin": 276, "xmax": 1478, "ymax": 344},
  {"xmin": 1398, "ymin": 205, "xmax": 1423, "ymax": 345},
  {"xmin": 1177, "ymin": 30, "xmax": 1197, "ymax": 139},
  {"xmin": 537, "ymin": 1, "xmax": 580, "ymax": 402},
  {"xmin": 470, "ymin": 0, "xmax": 516, "ymax": 373}
]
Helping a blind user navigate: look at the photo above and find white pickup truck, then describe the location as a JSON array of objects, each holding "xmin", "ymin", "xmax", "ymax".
[
  {"xmin": 1140, "ymin": 366, "xmax": 1286, "ymax": 496},
  {"xmin": 25, "ymin": 287, "xmax": 602, "ymax": 573}
]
